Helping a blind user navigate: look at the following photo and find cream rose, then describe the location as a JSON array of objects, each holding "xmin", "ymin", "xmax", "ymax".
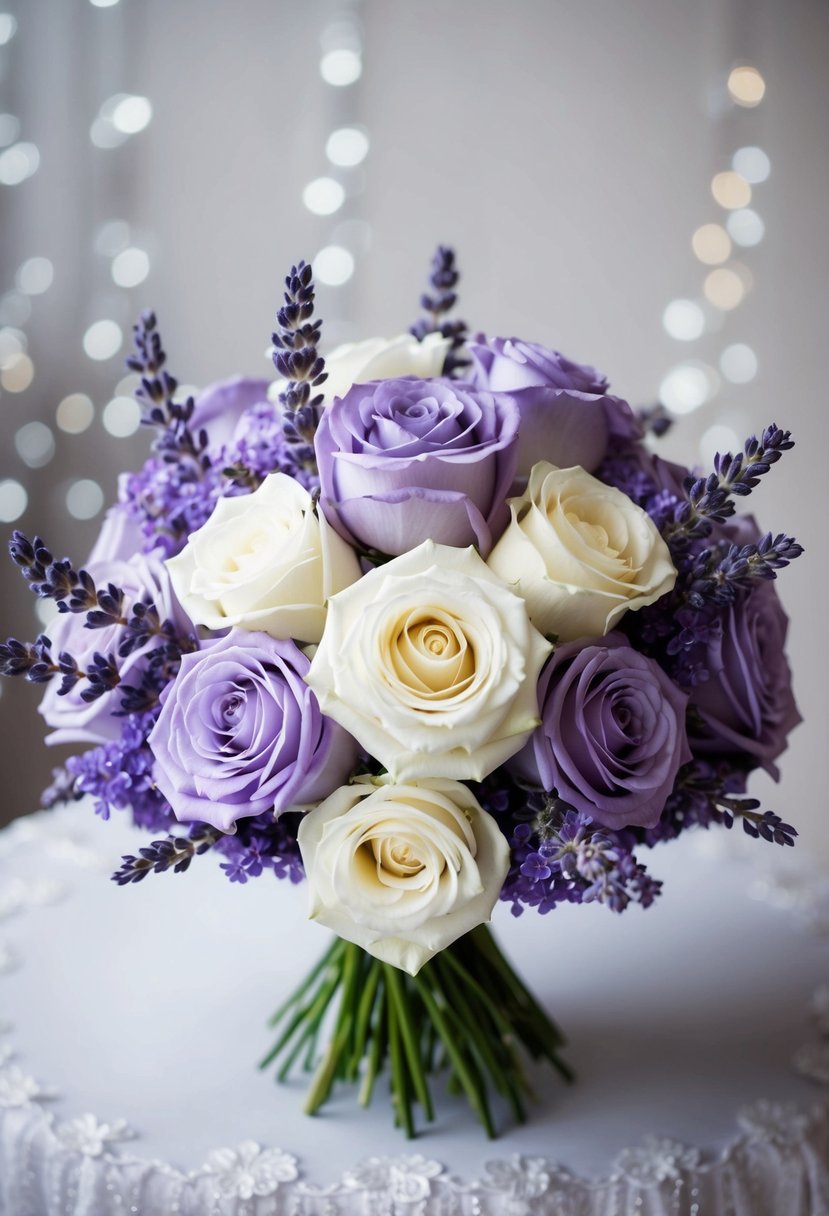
[
  {"xmin": 165, "ymin": 473, "xmax": 360, "ymax": 643},
  {"xmin": 487, "ymin": 462, "xmax": 677, "ymax": 641},
  {"xmin": 297, "ymin": 775, "xmax": 510, "ymax": 975},
  {"xmin": 269, "ymin": 333, "xmax": 450, "ymax": 407},
  {"xmin": 305, "ymin": 540, "xmax": 551, "ymax": 781}
]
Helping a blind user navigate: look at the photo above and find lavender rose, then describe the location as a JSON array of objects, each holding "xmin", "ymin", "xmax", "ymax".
[
  {"xmin": 690, "ymin": 580, "xmax": 801, "ymax": 779},
  {"xmin": 314, "ymin": 376, "xmax": 519, "ymax": 556},
  {"xmin": 513, "ymin": 633, "xmax": 691, "ymax": 830},
  {"xmin": 39, "ymin": 553, "xmax": 190, "ymax": 748},
  {"xmin": 148, "ymin": 629, "xmax": 358, "ymax": 832},
  {"xmin": 468, "ymin": 335, "xmax": 639, "ymax": 478}
]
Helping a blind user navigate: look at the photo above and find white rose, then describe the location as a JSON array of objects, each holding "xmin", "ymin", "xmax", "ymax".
[
  {"xmin": 297, "ymin": 775, "xmax": 511, "ymax": 975},
  {"xmin": 165, "ymin": 473, "xmax": 360, "ymax": 644},
  {"xmin": 305, "ymin": 540, "xmax": 551, "ymax": 781},
  {"xmin": 269, "ymin": 333, "xmax": 450, "ymax": 407},
  {"xmin": 487, "ymin": 462, "xmax": 677, "ymax": 641}
]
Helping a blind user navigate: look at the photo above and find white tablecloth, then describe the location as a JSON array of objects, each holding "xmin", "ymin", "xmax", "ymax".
[{"xmin": 1, "ymin": 800, "xmax": 828, "ymax": 1214}]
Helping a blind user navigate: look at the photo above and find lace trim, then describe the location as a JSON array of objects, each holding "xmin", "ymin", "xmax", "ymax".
[{"xmin": 2, "ymin": 810, "xmax": 829, "ymax": 1215}]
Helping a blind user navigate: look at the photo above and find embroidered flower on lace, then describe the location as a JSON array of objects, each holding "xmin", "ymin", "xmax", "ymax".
[
  {"xmin": 811, "ymin": 984, "xmax": 829, "ymax": 1035},
  {"xmin": 793, "ymin": 1042, "xmax": 829, "ymax": 1086},
  {"xmin": 55, "ymin": 1113, "xmax": 136, "ymax": 1157},
  {"xmin": 0, "ymin": 1064, "xmax": 57, "ymax": 1108},
  {"xmin": 738, "ymin": 1099, "xmax": 811, "ymax": 1145},
  {"xmin": 344, "ymin": 1155, "xmax": 444, "ymax": 1202},
  {"xmin": 614, "ymin": 1137, "xmax": 700, "ymax": 1187},
  {"xmin": 201, "ymin": 1141, "xmax": 298, "ymax": 1199},
  {"xmin": 482, "ymin": 1156, "xmax": 553, "ymax": 1201}
]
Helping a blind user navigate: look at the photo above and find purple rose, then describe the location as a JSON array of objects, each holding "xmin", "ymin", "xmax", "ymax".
[
  {"xmin": 513, "ymin": 633, "xmax": 691, "ymax": 830},
  {"xmin": 191, "ymin": 376, "xmax": 272, "ymax": 451},
  {"xmin": 314, "ymin": 376, "xmax": 519, "ymax": 556},
  {"xmin": 468, "ymin": 334, "xmax": 639, "ymax": 478},
  {"xmin": 39, "ymin": 554, "xmax": 190, "ymax": 747},
  {"xmin": 690, "ymin": 580, "xmax": 801, "ymax": 779},
  {"xmin": 148, "ymin": 629, "xmax": 358, "ymax": 832}
]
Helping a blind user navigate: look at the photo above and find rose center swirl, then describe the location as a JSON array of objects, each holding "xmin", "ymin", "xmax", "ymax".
[
  {"xmin": 388, "ymin": 608, "xmax": 476, "ymax": 698},
  {"xmin": 373, "ymin": 834, "xmax": 428, "ymax": 879}
]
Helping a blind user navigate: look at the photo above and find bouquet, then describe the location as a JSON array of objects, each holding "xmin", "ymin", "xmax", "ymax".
[{"xmin": 1, "ymin": 247, "xmax": 803, "ymax": 1138}]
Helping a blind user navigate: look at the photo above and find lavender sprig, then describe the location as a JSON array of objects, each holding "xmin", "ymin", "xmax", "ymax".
[
  {"xmin": 637, "ymin": 402, "xmax": 673, "ymax": 437},
  {"xmin": 272, "ymin": 261, "xmax": 327, "ymax": 466},
  {"xmin": 665, "ymin": 425, "xmax": 794, "ymax": 551},
  {"xmin": 635, "ymin": 760, "xmax": 797, "ymax": 848},
  {"xmin": 409, "ymin": 245, "xmax": 469, "ymax": 376},
  {"xmin": 111, "ymin": 824, "xmax": 221, "ymax": 885},
  {"xmin": 124, "ymin": 312, "xmax": 219, "ymax": 551},
  {"xmin": 0, "ymin": 635, "xmax": 120, "ymax": 701},
  {"xmin": 684, "ymin": 532, "xmax": 804, "ymax": 609}
]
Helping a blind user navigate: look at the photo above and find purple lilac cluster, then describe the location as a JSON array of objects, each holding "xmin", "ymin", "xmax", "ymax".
[{"xmin": 0, "ymin": 245, "xmax": 805, "ymax": 924}]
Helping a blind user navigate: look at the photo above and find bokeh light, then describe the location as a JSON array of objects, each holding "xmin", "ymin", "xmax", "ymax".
[
  {"xmin": 663, "ymin": 299, "xmax": 705, "ymax": 341},
  {"xmin": 102, "ymin": 395, "xmax": 141, "ymax": 437},
  {"xmin": 732, "ymin": 146, "xmax": 771, "ymax": 184},
  {"xmin": 691, "ymin": 223, "xmax": 732, "ymax": 266},
  {"xmin": 15, "ymin": 422, "xmax": 55, "ymax": 469},
  {"xmin": 83, "ymin": 320, "xmax": 123, "ymax": 361},
  {"xmin": 66, "ymin": 479, "xmax": 104, "ymax": 520},
  {"xmin": 727, "ymin": 65, "xmax": 766, "ymax": 107},
  {"xmin": 726, "ymin": 208, "xmax": 765, "ymax": 247},
  {"xmin": 320, "ymin": 48, "xmax": 362, "ymax": 86},
  {"xmin": 711, "ymin": 171, "xmax": 752, "ymax": 210},
  {"xmin": 313, "ymin": 245, "xmax": 355, "ymax": 286},
  {"xmin": 303, "ymin": 177, "xmax": 345, "ymax": 216},
  {"xmin": 719, "ymin": 343, "xmax": 758, "ymax": 383},
  {"xmin": 704, "ymin": 267, "xmax": 745, "ymax": 311},
  {"xmin": 1, "ymin": 352, "xmax": 34, "ymax": 392},
  {"xmin": 0, "ymin": 142, "xmax": 40, "ymax": 186},
  {"xmin": 56, "ymin": 393, "xmax": 95, "ymax": 434},
  {"xmin": 0, "ymin": 479, "xmax": 27, "ymax": 523},
  {"xmin": 659, "ymin": 362, "xmax": 719, "ymax": 414},
  {"xmin": 326, "ymin": 127, "xmax": 369, "ymax": 167},
  {"xmin": 111, "ymin": 247, "xmax": 150, "ymax": 287},
  {"xmin": 95, "ymin": 220, "xmax": 131, "ymax": 257},
  {"xmin": 16, "ymin": 256, "xmax": 54, "ymax": 296},
  {"xmin": 0, "ymin": 13, "xmax": 17, "ymax": 46}
]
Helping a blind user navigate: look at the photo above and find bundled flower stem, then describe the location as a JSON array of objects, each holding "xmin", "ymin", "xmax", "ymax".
[{"xmin": 261, "ymin": 926, "xmax": 571, "ymax": 1138}]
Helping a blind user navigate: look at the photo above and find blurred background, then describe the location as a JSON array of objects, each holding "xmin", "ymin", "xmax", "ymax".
[{"xmin": 0, "ymin": 0, "xmax": 826, "ymax": 851}]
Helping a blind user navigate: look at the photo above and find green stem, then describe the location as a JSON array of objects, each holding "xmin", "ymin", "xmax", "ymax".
[
  {"xmin": 413, "ymin": 974, "xmax": 496, "ymax": 1138},
  {"xmin": 385, "ymin": 964, "xmax": 435, "ymax": 1123}
]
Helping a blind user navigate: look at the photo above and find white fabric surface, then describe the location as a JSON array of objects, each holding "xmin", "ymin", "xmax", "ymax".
[{"xmin": 1, "ymin": 800, "xmax": 828, "ymax": 1215}]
